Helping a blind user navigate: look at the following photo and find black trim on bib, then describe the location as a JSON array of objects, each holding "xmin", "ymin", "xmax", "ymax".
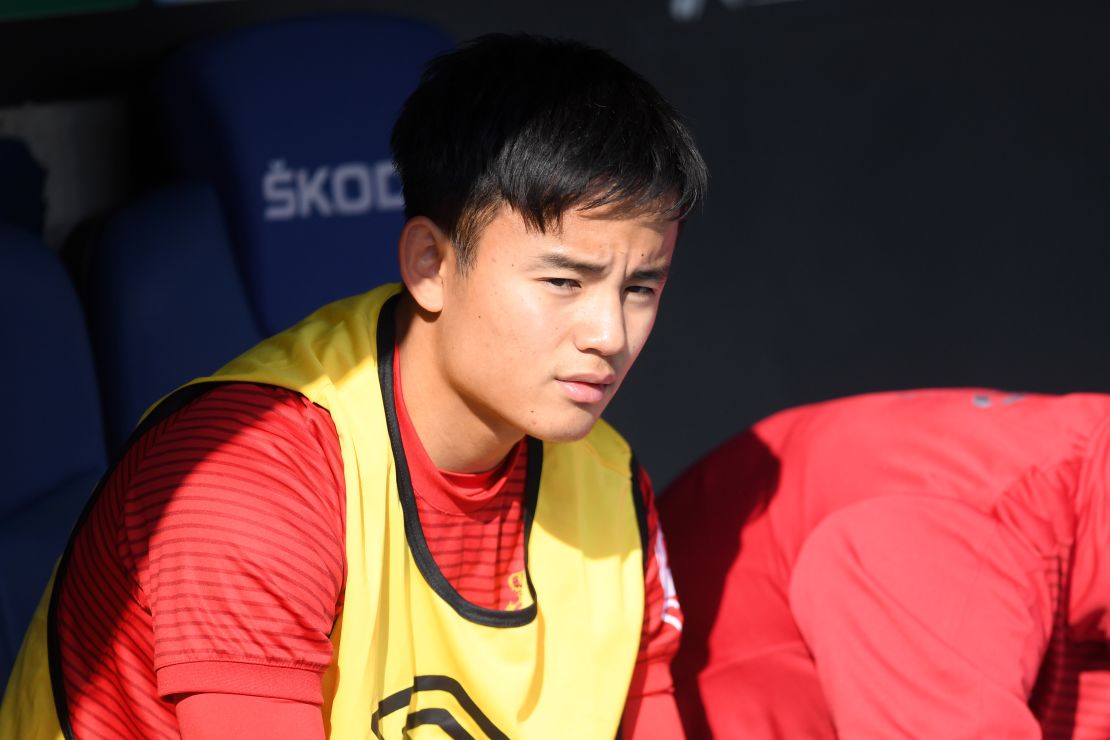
[
  {"xmin": 46, "ymin": 380, "xmax": 241, "ymax": 739},
  {"xmin": 521, "ymin": 437, "xmax": 544, "ymax": 556},
  {"xmin": 371, "ymin": 674, "xmax": 509, "ymax": 740},
  {"xmin": 376, "ymin": 294, "xmax": 540, "ymax": 628},
  {"xmin": 406, "ymin": 709, "xmax": 473, "ymax": 739},
  {"xmin": 630, "ymin": 455, "xmax": 650, "ymax": 572}
]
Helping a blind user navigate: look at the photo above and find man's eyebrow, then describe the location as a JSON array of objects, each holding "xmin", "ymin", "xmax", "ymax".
[
  {"xmin": 534, "ymin": 253, "xmax": 670, "ymax": 282},
  {"xmin": 630, "ymin": 265, "xmax": 670, "ymax": 283},
  {"xmin": 534, "ymin": 253, "xmax": 608, "ymax": 276}
]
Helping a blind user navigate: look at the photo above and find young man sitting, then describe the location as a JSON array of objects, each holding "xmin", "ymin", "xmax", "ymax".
[{"xmin": 2, "ymin": 33, "xmax": 707, "ymax": 739}]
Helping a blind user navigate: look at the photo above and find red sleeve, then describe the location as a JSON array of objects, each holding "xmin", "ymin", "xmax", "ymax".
[
  {"xmin": 132, "ymin": 383, "xmax": 346, "ymax": 705},
  {"xmin": 176, "ymin": 693, "xmax": 324, "ymax": 739},
  {"xmin": 622, "ymin": 466, "xmax": 684, "ymax": 738}
]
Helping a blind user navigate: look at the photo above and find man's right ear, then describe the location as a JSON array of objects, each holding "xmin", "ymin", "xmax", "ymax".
[{"xmin": 398, "ymin": 216, "xmax": 451, "ymax": 314}]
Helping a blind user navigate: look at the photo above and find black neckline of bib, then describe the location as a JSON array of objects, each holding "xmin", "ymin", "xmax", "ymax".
[{"xmin": 376, "ymin": 293, "xmax": 540, "ymax": 628}]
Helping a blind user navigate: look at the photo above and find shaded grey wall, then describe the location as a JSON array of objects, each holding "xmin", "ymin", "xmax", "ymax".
[
  {"xmin": 431, "ymin": 0, "xmax": 1110, "ymax": 486},
  {"xmin": 3, "ymin": 0, "xmax": 1109, "ymax": 486}
]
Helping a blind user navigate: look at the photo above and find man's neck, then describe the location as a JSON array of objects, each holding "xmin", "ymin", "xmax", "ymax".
[{"xmin": 394, "ymin": 295, "xmax": 522, "ymax": 473}]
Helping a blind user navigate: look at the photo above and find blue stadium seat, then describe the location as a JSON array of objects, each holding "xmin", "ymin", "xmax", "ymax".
[
  {"xmin": 156, "ymin": 14, "xmax": 454, "ymax": 334},
  {"xmin": 0, "ymin": 222, "xmax": 106, "ymax": 679},
  {"xmin": 83, "ymin": 181, "xmax": 263, "ymax": 454},
  {"xmin": 0, "ymin": 138, "xmax": 45, "ymax": 235}
]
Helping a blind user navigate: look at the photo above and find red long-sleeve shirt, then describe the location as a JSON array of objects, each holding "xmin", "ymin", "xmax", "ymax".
[{"xmin": 662, "ymin": 389, "xmax": 1110, "ymax": 739}]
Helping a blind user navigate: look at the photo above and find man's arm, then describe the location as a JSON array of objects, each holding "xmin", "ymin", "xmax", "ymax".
[
  {"xmin": 176, "ymin": 694, "xmax": 325, "ymax": 739},
  {"xmin": 790, "ymin": 495, "xmax": 1048, "ymax": 738},
  {"xmin": 130, "ymin": 384, "xmax": 347, "ymax": 739},
  {"xmin": 622, "ymin": 692, "xmax": 683, "ymax": 739}
]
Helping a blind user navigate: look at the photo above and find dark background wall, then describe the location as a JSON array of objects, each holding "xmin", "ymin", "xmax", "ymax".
[{"xmin": 3, "ymin": 0, "xmax": 1109, "ymax": 487}]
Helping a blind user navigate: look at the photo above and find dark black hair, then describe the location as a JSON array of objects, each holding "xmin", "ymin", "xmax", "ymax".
[{"xmin": 391, "ymin": 33, "xmax": 707, "ymax": 267}]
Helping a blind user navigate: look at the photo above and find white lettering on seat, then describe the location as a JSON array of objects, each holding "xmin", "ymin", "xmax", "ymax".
[{"xmin": 263, "ymin": 159, "xmax": 404, "ymax": 221}]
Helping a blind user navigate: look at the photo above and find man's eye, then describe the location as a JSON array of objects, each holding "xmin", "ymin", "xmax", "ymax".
[
  {"xmin": 543, "ymin": 278, "xmax": 579, "ymax": 289},
  {"xmin": 626, "ymin": 285, "xmax": 656, "ymax": 297}
]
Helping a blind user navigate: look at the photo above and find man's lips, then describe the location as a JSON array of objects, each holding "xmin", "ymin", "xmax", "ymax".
[{"xmin": 556, "ymin": 373, "xmax": 616, "ymax": 404}]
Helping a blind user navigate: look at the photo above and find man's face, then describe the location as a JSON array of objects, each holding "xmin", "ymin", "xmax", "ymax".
[{"xmin": 435, "ymin": 205, "xmax": 679, "ymax": 444}]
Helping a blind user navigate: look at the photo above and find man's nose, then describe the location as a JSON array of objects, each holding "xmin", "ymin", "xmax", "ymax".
[{"xmin": 574, "ymin": 291, "xmax": 628, "ymax": 357}]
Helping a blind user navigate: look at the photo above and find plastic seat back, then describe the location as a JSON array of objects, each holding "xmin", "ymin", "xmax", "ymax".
[
  {"xmin": 84, "ymin": 182, "xmax": 263, "ymax": 453},
  {"xmin": 0, "ymin": 222, "xmax": 106, "ymax": 678},
  {"xmin": 156, "ymin": 14, "xmax": 453, "ymax": 333}
]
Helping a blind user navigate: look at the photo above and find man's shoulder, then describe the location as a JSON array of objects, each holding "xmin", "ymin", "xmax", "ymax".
[{"xmin": 200, "ymin": 283, "xmax": 403, "ymax": 405}]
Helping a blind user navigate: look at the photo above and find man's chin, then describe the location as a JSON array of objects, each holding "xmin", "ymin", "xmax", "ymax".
[{"xmin": 527, "ymin": 408, "xmax": 603, "ymax": 443}]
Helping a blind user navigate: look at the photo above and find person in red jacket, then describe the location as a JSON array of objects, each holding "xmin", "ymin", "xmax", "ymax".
[{"xmin": 660, "ymin": 389, "xmax": 1110, "ymax": 739}]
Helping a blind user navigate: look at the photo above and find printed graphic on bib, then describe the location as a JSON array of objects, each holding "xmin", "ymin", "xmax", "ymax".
[
  {"xmin": 371, "ymin": 675, "xmax": 508, "ymax": 740},
  {"xmin": 505, "ymin": 570, "xmax": 527, "ymax": 611}
]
